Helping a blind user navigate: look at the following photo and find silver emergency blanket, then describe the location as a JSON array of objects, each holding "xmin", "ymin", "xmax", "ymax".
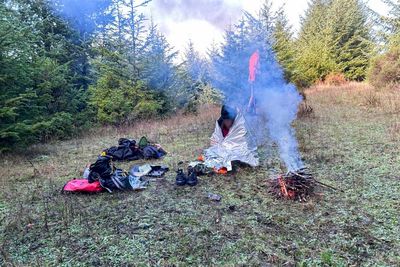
[{"xmin": 204, "ymin": 112, "xmax": 259, "ymax": 171}]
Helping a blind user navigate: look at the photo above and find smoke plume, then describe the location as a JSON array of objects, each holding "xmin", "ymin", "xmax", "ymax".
[
  {"xmin": 210, "ymin": 19, "xmax": 304, "ymax": 171},
  {"xmin": 249, "ymin": 55, "xmax": 304, "ymax": 171},
  {"xmin": 258, "ymin": 61, "xmax": 304, "ymax": 171},
  {"xmin": 52, "ymin": 0, "xmax": 113, "ymax": 36}
]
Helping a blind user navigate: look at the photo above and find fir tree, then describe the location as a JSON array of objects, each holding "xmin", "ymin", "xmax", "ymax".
[
  {"xmin": 327, "ymin": 0, "xmax": 373, "ymax": 80},
  {"xmin": 382, "ymin": 0, "xmax": 400, "ymax": 47},
  {"xmin": 294, "ymin": 0, "xmax": 337, "ymax": 86},
  {"xmin": 273, "ymin": 6, "xmax": 295, "ymax": 82}
]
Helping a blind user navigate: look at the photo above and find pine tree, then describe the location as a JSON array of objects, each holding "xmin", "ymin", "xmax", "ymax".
[
  {"xmin": 382, "ymin": 0, "xmax": 400, "ymax": 47},
  {"xmin": 121, "ymin": 0, "xmax": 151, "ymax": 77},
  {"xmin": 1, "ymin": 1, "xmax": 73, "ymax": 149},
  {"xmin": 327, "ymin": 0, "xmax": 373, "ymax": 80},
  {"xmin": 89, "ymin": 20, "xmax": 177, "ymax": 124},
  {"xmin": 259, "ymin": 0, "xmax": 276, "ymax": 40},
  {"xmin": 179, "ymin": 41, "xmax": 218, "ymax": 112},
  {"xmin": 0, "ymin": 0, "xmax": 112, "ymax": 150},
  {"xmin": 183, "ymin": 41, "xmax": 208, "ymax": 82},
  {"xmin": 273, "ymin": 6, "xmax": 295, "ymax": 82},
  {"xmin": 139, "ymin": 23, "xmax": 179, "ymax": 93},
  {"xmin": 210, "ymin": 12, "xmax": 278, "ymax": 105},
  {"xmin": 368, "ymin": 1, "xmax": 400, "ymax": 89},
  {"xmin": 294, "ymin": 0, "xmax": 373, "ymax": 85},
  {"xmin": 294, "ymin": 0, "xmax": 337, "ymax": 86}
]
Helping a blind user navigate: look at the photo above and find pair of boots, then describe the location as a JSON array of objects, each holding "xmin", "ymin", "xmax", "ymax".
[{"xmin": 176, "ymin": 167, "xmax": 198, "ymax": 186}]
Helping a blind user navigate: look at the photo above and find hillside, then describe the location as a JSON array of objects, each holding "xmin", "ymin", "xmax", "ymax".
[{"xmin": 1, "ymin": 83, "xmax": 399, "ymax": 266}]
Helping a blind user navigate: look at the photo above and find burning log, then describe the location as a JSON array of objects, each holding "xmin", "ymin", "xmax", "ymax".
[{"xmin": 267, "ymin": 168, "xmax": 319, "ymax": 202}]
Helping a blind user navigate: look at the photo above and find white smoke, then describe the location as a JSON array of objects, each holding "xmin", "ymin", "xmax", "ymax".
[
  {"xmin": 254, "ymin": 56, "xmax": 304, "ymax": 171},
  {"xmin": 258, "ymin": 84, "xmax": 304, "ymax": 171}
]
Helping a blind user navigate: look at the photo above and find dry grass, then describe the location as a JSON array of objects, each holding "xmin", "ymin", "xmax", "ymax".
[
  {"xmin": 0, "ymin": 105, "xmax": 220, "ymax": 184},
  {"xmin": 1, "ymin": 87, "xmax": 400, "ymax": 266},
  {"xmin": 317, "ymin": 73, "xmax": 348, "ymax": 86},
  {"xmin": 307, "ymin": 82, "xmax": 400, "ymax": 113}
]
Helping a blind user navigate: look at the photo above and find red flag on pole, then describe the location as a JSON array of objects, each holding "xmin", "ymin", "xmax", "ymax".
[{"xmin": 248, "ymin": 50, "xmax": 260, "ymax": 82}]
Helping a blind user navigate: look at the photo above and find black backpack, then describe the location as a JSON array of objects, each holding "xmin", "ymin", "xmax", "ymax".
[
  {"xmin": 104, "ymin": 138, "xmax": 143, "ymax": 161},
  {"xmin": 88, "ymin": 156, "xmax": 115, "ymax": 183}
]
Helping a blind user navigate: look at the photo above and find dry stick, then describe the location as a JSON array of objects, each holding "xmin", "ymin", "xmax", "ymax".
[
  {"xmin": 313, "ymin": 179, "xmax": 344, "ymax": 192},
  {"xmin": 292, "ymin": 172, "xmax": 343, "ymax": 192}
]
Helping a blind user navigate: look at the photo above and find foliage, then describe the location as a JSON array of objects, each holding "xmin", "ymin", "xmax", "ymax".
[
  {"xmin": 368, "ymin": 47, "xmax": 400, "ymax": 89},
  {"xmin": 0, "ymin": 0, "xmax": 95, "ymax": 151},
  {"xmin": 322, "ymin": 73, "xmax": 348, "ymax": 86},
  {"xmin": 380, "ymin": 0, "xmax": 400, "ymax": 47},
  {"xmin": 0, "ymin": 0, "xmax": 181, "ymax": 150},
  {"xmin": 180, "ymin": 41, "xmax": 218, "ymax": 112},
  {"xmin": 0, "ymin": 0, "xmax": 395, "ymax": 150},
  {"xmin": 273, "ymin": 6, "xmax": 296, "ymax": 82},
  {"xmin": 327, "ymin": 0, "xmax": 373, "ymax": 81},
  {"xmin": 89, "ymin": 49, "xmax": 166, "ymax": 124},
  {"xmin": 138, "ymin": 23, "xmax": 179, "ymax": 93},
  {"xmin": 293, "ymin": 0, "xmax": 373, "ymax": 87},
  {"xmin": 209, "ymin": 11, "xmax": 279, "ymax": 106},
  {"xmin": 369, "ymin": 1, "xmax": 400, "ymax": 89}
]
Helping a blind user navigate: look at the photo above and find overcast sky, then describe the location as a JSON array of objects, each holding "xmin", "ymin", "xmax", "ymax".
[{"xmin": 142, "ymin": 0, "xmax": 390, "ymax": 56}]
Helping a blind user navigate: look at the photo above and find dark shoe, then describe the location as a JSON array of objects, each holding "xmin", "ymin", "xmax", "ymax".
[
  {"xmin": 187, "ymin": 168, "xmax": 198, "ymax": 186},
  {"xmin": 175, "ymin": 169, "xmax": 187, "ymax": 186}
]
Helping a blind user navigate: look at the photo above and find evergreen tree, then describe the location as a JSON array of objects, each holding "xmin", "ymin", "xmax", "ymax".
[
  {"xmin": 89, "ymin": 48, "xmax": 152, "ymax": 124},
  {"xmin": 210, "ymin": 13, "xmax": 278, "ymax": 105},
  {"xmin": 294, "ymin": 0, "xmax": 373, "ymax": 85},
  {"xmin": 273, "ymin": 6, "xmax": 295, "ymax": 82},
  {"xmin": 0, "ymin": 0, "xmax": 113, "ymax": 150},
  {"xmin": 89, "ymin": 12, "xmax": 177, "ymax": 124},
  {"xmin": 368, "ymin": 1, "xmax": 400, "ymax": 89},
  {"xmin": 259, "ymin": 0, "xmax": 276, "ymax": 39},
  {"xmin": 118, "ymin": 0, "xmax": 151, "ymax": 77},
  {"xmin": 327, "ymin": 0, "xmax": 373, "ymax": 80},
  {"xmin": 382, "ymin": 0, "xmax": 400, "ymax": 47},
  {"xmin": 183, "ymin": 41, "xmax": 209, "ymax": 82},
  {"xmin": 294, "ymin": 0, "xmax": 338, "ymax": 86},
  {"xmin": 179, "ymin": 41, "xmax": 218, "ymax": 112},
  {"xmin": 139, "ymin": 23, "xmax": 178, "ymax": 93}
]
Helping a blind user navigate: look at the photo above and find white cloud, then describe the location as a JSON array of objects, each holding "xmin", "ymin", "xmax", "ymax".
[{"xmin": 143, "ymin": 0, "xmax": 390, "ymax": 56}]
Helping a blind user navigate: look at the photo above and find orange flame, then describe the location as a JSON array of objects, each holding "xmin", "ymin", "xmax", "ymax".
[{"xmin": 278, "ymin": 176, "xmax": 288, "ymax": 197}]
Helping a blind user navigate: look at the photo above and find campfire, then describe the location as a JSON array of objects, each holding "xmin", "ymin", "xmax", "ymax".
[{"xmin": 268, "ymin": 168, "xmax": 339, "ymax": 202}]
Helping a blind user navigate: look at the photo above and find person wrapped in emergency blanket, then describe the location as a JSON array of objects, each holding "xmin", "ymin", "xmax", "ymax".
[{"xmin": 203, "ymin": 105, "xmax": 259, "ymax": 172}]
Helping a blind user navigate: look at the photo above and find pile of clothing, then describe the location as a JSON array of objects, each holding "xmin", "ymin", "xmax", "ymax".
[
  {"xmin": 63, "ymin": 156, "xmax": 169, "ymax": 193},
  {"xmin": 62, "ymin": 137, "xmax": 168, "ymax": 193},
  {"xmin": 103, "ymin": 137, "xmax": 166, "ymax": 161}
]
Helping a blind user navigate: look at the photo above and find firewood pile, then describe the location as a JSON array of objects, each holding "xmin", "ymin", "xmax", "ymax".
[{"xmin": 267, "ymin": 168, "xmax": 322, "ymax": 201}]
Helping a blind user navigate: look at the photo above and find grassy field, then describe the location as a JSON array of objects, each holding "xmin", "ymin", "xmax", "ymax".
[{"xmin": 1, "ymin": 83, "xmax": 399, "ymax": 266}]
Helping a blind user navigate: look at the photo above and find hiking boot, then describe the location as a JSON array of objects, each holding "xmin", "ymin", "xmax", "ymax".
[
  {"xmin": 175, "ymin": 169, "xmax": 187, "ymax": 186},
  {"xmin": 187, "ymin": 167, "xmax": 198, "ymax": 186}
]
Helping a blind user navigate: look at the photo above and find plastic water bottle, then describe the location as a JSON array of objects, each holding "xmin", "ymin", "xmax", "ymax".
[{"xmin": 83, "ymin": 167, "xmax": 90, "ymax": 179}]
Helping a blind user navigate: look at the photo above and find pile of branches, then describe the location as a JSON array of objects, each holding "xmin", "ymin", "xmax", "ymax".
[{"xmin": 267, "ymin": 169, "xmax": 321, "ymax": 202}]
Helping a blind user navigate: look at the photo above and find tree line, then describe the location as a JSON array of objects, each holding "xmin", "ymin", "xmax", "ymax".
[{"xmin": 0, "ymin": 0, "xmax": 399, "ymax": 151}]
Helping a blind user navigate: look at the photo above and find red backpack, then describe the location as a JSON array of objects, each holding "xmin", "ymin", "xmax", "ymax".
[{"xmin": 63, "ymin": 179, "xmax": 104, "ymax": 193}]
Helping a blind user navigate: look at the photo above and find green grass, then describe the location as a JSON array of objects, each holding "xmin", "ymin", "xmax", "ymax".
[{"xmin": 1, "ymin": 86, "xmax": 399, "ymax": 266}]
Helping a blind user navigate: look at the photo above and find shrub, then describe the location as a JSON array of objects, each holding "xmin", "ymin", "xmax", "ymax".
[
  {"xmin": 184, "ymin": 83, "xmax": 222, "ymax": 114},
  {"xmin": 89, "ymin": 71, "xmax": 169, "ymax": 125},
  {"xmin": 369, "ymin": 47, "xmax": 400, "ymax": 90},
  {"xmin": 132, "ymin": 100, "xmax": 163, "ymax": 120},
  {"xmin": 323, "ymin": 73, "xmax": 348, "ymax": 86},
  {"xmin": 297, "ymin": 102, "xmax": 314, "ymax": 118},
  {"xmin": 32, "ymin": 112, "xmax": 75, "ymax": 142}
]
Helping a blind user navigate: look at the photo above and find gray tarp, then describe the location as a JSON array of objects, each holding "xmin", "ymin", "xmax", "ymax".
[{"xmin": 204, "ymin": 112, "xmax": 259, "ymax": 171}]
